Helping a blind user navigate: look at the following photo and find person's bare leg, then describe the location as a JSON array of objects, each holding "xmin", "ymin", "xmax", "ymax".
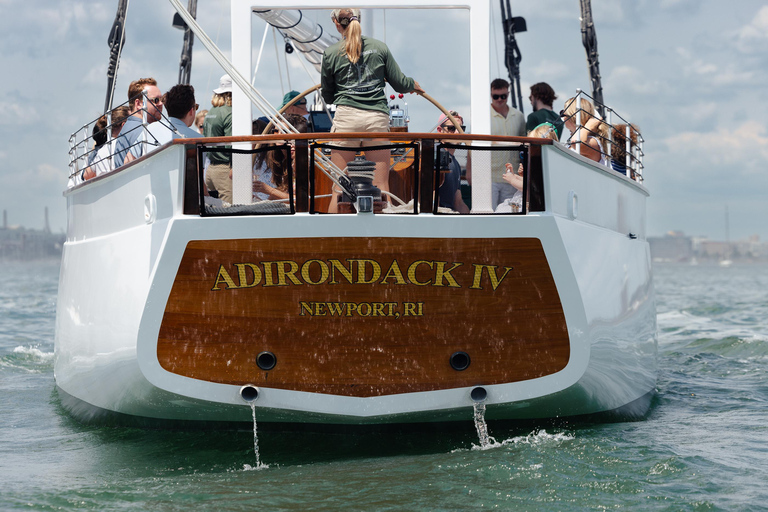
[
  {"xmin": 327, "ymin": 148, "xmax": 354, "ymax": 213},
  {"xmin": 365, "ymin": 147, "xmax": 390, "ymax": 198}
]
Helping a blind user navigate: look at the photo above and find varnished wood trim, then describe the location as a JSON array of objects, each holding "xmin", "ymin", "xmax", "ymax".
[{"xmin": 157, "ymin": 237, "xmax": 570, "ymax": 397}]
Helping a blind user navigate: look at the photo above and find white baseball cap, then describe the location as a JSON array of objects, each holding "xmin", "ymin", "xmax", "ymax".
[{"xmin": 213, "ymin": 74, "xmax": 233, "ymax": 94}]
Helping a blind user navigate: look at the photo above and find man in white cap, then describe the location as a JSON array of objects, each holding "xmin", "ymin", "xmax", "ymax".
[{"xmin": 203, "ymin": 75, "xmax": 234, "ymax": 204}]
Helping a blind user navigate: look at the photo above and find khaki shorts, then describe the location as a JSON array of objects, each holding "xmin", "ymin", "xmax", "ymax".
[
  {"xmin": 205, "ymin": 163, "xmax": 233, "ymax": 204},
  {"xmin": 331, "ymin": 105, "xmax": 390, "ymax": 148}
]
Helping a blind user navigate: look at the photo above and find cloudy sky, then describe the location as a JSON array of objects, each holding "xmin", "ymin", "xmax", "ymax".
[{"xmin": 1, "ymin": 0, "xmax": 766, "ymax": 241}]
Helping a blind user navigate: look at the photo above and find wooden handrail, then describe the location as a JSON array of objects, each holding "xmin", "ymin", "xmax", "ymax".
[{"xmin": 174, "ymin": 132, "xmax": 555, "ymax": 146}]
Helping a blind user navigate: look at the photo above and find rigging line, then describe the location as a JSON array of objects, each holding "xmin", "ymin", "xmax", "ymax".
[
  {"xmin": 252, "ymin": 22, "xmax": 271, "ymax": 86},
  {"xmin": 206, "ymin": 5, "xmax": 225, "ymax": 99},
  {"xmin": 273, "ymin": 26, "xmax": 285, "ymax": 97},
  {"xmin": 166, "ymin": 0, "xmax": 294, "ymax": 134},
  {"xmin": 291, "ymin": 46, "xmax": 321, "ymax": 90}
]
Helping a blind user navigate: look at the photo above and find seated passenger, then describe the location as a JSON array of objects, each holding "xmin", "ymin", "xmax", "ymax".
[
  {"xmin": 113, "ymin": 77, "xmax": 164, "ymax": 167},
  {"xmin": 610, "ymin": 123, "xmax": 640, "ymax": 178},
  {"xmin": 527, "ymin": 122, "xmax": 559, "ymax": 141},
  {"xmin": 146, "ymin": 84, "xmax": 202, "ymax": 146},
  {"xmin": 435, "ymin": 110, "xmax": 470, "ymax": 213},
  {"xmin": 560, "ymin": 96, "xmax": 609, "ymax": 166},
  {"xmin": 496, "ymin": 122, "xmax": 559, "ymax": 212},
  {"xmin": 195, "ymin": 109, "xmax": 208, "ymax": 134},
  {"xmin": 83, "ymin": 106, "xmax": 130, "ymax": 180},
  {"xmin": 252, "ymin": 114, "xmax": 308, "ymax": 201}
]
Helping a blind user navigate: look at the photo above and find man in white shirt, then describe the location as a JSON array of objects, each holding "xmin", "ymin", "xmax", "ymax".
[{"xmin": 490, "ymin": 78, "xmax": 525, "ymax": 210}]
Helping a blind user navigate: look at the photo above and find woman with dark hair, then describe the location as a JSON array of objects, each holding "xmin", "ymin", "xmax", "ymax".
[
  {"xmin": 610, "ymin": 123, "xmax": 640, "ymax": 178},
  {"xmin": 252, "ymin": 114, "xmax": 308, "ymax": 201},
  {"xmin": 82, "ymin": 106, "xmax": 130, "ymax": 181},
  {"xmin": 320, "ymin": 8, "xmax": 424, "ymax": 196}
]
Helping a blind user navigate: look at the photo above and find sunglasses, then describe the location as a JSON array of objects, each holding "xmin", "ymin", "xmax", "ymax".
[
  {"xmin": 195, "ymin": 103, "xmax": 199, "ymax": 110},
  {"xmin": 442, "ymin": 124, "xmax": 466, "ymax": 133},
  {"xmin": 147, "ymin": 97, "xmax": 163, "ymax": 105},
  {"xmin": 492, "ymin": 94, "xmax": 508, "ymax": 100}
]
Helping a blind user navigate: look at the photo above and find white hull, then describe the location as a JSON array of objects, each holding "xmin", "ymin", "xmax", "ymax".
[{"xmin": 55, "ymin": 143, "xmax": 657, "ymax": 425}]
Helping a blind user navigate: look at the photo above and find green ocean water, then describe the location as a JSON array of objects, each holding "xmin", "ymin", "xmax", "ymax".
[{"xmin": 1, "ymin": 260, "xmax": 766, "ymax": 511}]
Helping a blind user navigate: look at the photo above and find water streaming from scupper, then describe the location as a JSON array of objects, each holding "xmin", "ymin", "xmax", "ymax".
[
  {"xmin": 472, "ymin": 402, "xmax": 496, "ymax": 448},
  {"xmin": 247, "ymin": 402, "xmax": 269, "ymax": 470}
]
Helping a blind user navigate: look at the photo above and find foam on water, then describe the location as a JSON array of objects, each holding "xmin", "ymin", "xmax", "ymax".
[
  {"xmin": 12, "ymin": 345, "xmax": 55, "ymax": 360},
  {"xmin": 0, "ymin": 345, "xmax": 55, "ymax": 372}
]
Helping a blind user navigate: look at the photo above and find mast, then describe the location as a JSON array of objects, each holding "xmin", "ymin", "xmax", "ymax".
[
  {"xmin": 579, "ymin": 0, "xmax": 605, "ymax": 117},
  {"xmin": 499, "ymin": 0, "xmax": 526, "ymax": 113},
  {"xmin": 173, "ymin": 0, "xmax": 198, "ymax": 85},
  {"xmin": 104, "ymin": 0, "xmax": 129, "ymax": 113}
]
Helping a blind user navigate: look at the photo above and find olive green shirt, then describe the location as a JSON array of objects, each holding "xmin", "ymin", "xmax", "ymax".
[
  {"xmin": 202, "ymin": 105, "xmax": 232, "ymax": 165},
  {"xmin": 321, "ymin": 36, "xmax": 415, "ymax": 114}
]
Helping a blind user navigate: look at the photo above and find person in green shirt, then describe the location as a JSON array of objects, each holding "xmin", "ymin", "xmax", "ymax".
[
  {"xmin": 320, "ymin": 8, "xmax": 424, "ymax": 202},
  {"xmin": 525, "ymin": 82, "xmax": 564, "ymax": 141},
  {"xmin": 203, "ymin": 75, "xmax": 233, "ymax": 204}
]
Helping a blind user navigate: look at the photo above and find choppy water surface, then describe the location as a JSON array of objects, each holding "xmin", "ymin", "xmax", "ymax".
[{"xmin": 1, "ymin": 261, "xmax": 766, "ymax": 510}]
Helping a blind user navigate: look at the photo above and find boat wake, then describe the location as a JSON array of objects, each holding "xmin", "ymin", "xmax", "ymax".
[
  {"xmin": 0, "ymin": 345, "xmax": 54, "ymax": 372},
  {"xmin": 455, "ymin": 429, "xmax": 575, "ymax": 452}
]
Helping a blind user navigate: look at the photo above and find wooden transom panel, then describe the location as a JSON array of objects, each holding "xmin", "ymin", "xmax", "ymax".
[{"xmin": 157, "ymin": 237, "xmax": 569, "ymax": 397}]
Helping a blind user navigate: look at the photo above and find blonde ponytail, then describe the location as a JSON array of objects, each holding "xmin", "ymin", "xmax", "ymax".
[
  {"xmin": 332, "ymin": 8, "xmax": 362, "ymax": 64},
  {"xmin": 344, "ymin": 20, "xmax": 362, "ymax": 63}
]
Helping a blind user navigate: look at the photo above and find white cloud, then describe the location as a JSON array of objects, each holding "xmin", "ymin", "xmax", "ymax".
[
  {"xmin": 675, "ymin": 47, "xmax": 716, "ymax": 76},
  {"xmin": 679, "ymin": 101, "xmax": 718, "ymax": 126},
  {"xmin": 530, "ymin": 60, "xmax": 571, "ymax": 82},
  {"xmin": 659, "ymin": 0, "xmax": 699, "ymax": 9},
  {"xmin": 674, "ymin": 47, "xmax": 755, "ymax": 87},
  {"xmin": 0, "ymin": 102, "xmax": 39, "ymax": 125},
  {"xmin": 32, "ymin": 163, "xmax": 63, "ymax": 183},
  {"xmin": 662, "ymin": 121, "xmax": 768, "ymax": 172},
  {"xmin": 0, "ymin": 163, "xmax": 64, "ymax": 194},
  {"xmin": 605, "ymin": 65, "xmax": 661, "ymax": 96},
  {"xmin": 737, "ymin": 6, "xmax": 768, "ymax": 53}
]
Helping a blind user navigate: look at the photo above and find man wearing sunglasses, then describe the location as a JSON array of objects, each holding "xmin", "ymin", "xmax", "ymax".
[
  {"xmin": 490, "ymin": 78, "xmax": 525, "ymax": 209},
  {"xmin": 114, "ymin": 77, "xmax": 165, "ymax": 167},
  {"xmin": 436, "ymin": 111, "xmax": 470, "ymax": 214},
  {"xmin": 146, "ymin": 84, "xmax": 202, "ymax": 148}
]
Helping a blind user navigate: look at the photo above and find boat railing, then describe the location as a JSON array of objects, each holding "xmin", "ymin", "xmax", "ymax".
[
  {"xmin": 67, "ymin": 91, "xmax": 196, "ymax": 187},
  {"xmin": 564, "ymin": 89, "xmax": 645, "ymax": 182},
  {"xmin": 188, "ymin": 133, "xmax": 545, "ymax": 216}
]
